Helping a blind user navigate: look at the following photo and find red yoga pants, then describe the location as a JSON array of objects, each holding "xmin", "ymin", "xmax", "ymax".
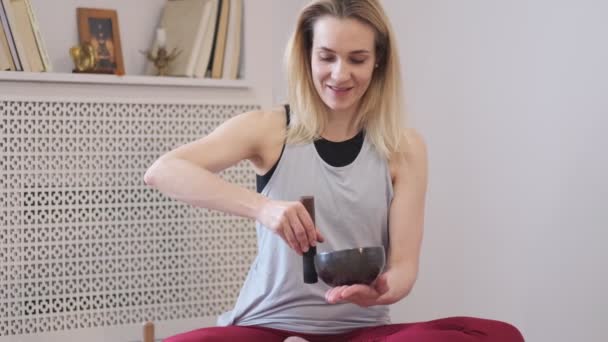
[{"xmin": 163, "ymin": 316, "xmax": 524, "ymax": 342}]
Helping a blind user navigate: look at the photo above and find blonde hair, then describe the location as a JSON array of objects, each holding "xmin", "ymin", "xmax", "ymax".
[{"xmin": 284, "ymin": 0, "xmax": 406, "ymax": 158}]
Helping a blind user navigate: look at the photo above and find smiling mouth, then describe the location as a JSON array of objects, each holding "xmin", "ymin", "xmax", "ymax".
[{"xmin": 327, "ymin": 85, "xmax": 353, "ymax": 92}]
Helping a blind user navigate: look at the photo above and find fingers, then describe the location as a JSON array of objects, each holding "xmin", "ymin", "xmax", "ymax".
[
  {"xmin": 341, "ymin": 284, "xmax": 370, "ymax": 299},
  {"xmin": 325, "ymin": 284, "xmax": 384, "ymax": 308},
  {"xmin": 281, "ymin": 222, "xmax": 301, "ymax": 255},
  {"xmin": 296, "ymin": 203, "xmax": 324, "ymax": 245},
  {"xmin": 288, "ymin": 210, "xmax": 312, "ymax": 253},
  {"xmin": 264, "ymin": 200, "xmax": 324, "ymax": 254},
  {"xmin": 315, "ymin": 229, "xmax": 325, "ymax": 243},
  {"xmin": 295, "ymin": 207, "xmax": 316, "ymax": 248},
  {"xmin": 325, "ymin": 286, "xmax": 348, "ymax": 304}
]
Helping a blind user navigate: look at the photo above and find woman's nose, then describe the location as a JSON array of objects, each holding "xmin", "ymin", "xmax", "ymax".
[{"xmin": 331, "ymin": 61, "xmax": 350, "ymax": 82}]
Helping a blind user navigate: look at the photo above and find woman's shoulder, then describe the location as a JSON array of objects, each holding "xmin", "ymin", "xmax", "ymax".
[
  {"xmin": 235, "ymin": 105, "xmax": 279, "ymax": 119},
  {"xmin": 403, "ymin": 128, "xmax": 427, "ymax": 155},
  {"xmin": 388, "ymin": 128, "xmax": 427, "ymax": 160},
  {"xmin": 238, "ymin": 105, "xmax": 288, "ymax": 130},
  {"xmin": 234, "ymin": 106, "xmax": 289, "ymax": 169},
  {"xmin": 388, "ymin": 128, "xmax": 428, "ymax": 182},
  {"xmin": 227, "ymin": 106, "xmax": 287, "ymax": 142}
]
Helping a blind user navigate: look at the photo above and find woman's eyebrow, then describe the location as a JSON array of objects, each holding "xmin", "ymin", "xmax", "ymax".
[{"xmin": 317, "ymin": 46, "xmax": 371, "ymax": 54}]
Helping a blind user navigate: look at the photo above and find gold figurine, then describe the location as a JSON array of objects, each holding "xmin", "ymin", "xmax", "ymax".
[
  {"xmin": 142, "ymin": 47, "xmax": 181, "ymax": 76},
  {"xmin": 70, "ymin": 42, "xmax": 96, "ymax": 72}
]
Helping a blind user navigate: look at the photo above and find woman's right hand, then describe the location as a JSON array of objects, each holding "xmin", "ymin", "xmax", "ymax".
[{"xmin": 257, "ymin": 200, "xmax": 324, "ymax": 255}]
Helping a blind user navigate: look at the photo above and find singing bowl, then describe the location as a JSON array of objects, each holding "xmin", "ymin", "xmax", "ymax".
[{"xmin": 314, "ymin": 246, "xmax": 385, "ymax": 287}]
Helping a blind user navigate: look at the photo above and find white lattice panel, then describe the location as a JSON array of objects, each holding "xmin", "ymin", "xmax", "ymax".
[{"xmin": 0, "ymin": 99, "xmax": 259, "ymax": 337}]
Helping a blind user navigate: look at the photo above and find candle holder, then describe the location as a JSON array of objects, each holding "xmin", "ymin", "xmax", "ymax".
[
  {"xmin": 141, "ymin": 27, "xmax": 180, "ymax": 76},
  {"xmin": 141, "ymin": 46, "xmax": 181, "ymax": 76}
]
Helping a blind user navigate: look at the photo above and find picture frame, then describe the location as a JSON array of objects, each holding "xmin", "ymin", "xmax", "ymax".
[{"xmin": 76, "ymin": 8, "xmax": 125, "ymax": 75}]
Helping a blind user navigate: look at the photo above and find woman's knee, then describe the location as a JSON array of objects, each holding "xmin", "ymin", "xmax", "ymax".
[
  {"xmin": 163, "ymin": 325, "xmax": 286, "ymax": 342},
  {"xmin": 486, "ymin": 319, "xmax": 524, "ymax": 342},
  {"xmin": 163, "ymin": 326, "xmax": 227, "ymax": 342},
  {"xmin": 458, "ymin": 317, "xmax": 524, "ymax": 342},
  {"xmin": 427, "ymin": 316, "xmax": 523, "ymax": 342}
]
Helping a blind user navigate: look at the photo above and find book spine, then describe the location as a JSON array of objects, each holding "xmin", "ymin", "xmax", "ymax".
[
  {"xmin": 0, "ymin": 0, "xmax": 22, "ymax": 70},
  {"xmin": 1, "ymin": 0, "xmax": 30, "ymax": 71},
  {"xmin": 23, "ymin": 0, "xmax": 51, "ymax": 72},
  {"xmin": 0, "ymin": 21, "xmax": 16, "ymax": 70},
  {"xmin": 184, "ymin": 1, "xmax": 208, "ymax": 77},
  {"xmin": 205, "ymin": 0, "xmax": 223, "ymax": 78},
  {"xmin": 193, "ymin": 0, "xmax": 218, "ymax": 78},
  {"xmin": 211, "ymin": 0, "xmax": 230, "ymax": 79}
]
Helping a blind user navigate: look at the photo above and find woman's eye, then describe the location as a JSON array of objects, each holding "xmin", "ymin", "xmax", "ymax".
[{"xmin": 317, "ymin": 55, "xmax": 367, "ymax": 64}]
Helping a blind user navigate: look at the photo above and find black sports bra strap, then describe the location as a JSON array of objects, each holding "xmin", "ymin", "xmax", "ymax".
[{"xmin": 284, "ymin": 104, "xmax": 290, "ymax": 126}]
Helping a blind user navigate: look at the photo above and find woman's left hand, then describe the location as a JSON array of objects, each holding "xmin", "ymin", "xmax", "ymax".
[{"xmin": 324, "ymin": 273, "xmax": 393, "ymax": 307}]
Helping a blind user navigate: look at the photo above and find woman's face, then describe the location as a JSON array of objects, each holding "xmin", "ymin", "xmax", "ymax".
[{"xmin": 311, "ymin": 16, "xmax": 376, "ymax": 116}]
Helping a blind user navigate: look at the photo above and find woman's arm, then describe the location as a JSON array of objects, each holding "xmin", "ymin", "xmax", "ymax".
[
  {"xmin": 144, "ymin": 109, "xmax": 272, "ymax": 218},
  {"xmin": 381, "ymin": 128, "xmax": 428, "ymax": 303},
  {"xmin": 325, "ymin": 128, "xmax": 428, "ymax": 306},
  {"xmin": 144, "ymin": 108, "xmax": 323, "ymax": 254}
]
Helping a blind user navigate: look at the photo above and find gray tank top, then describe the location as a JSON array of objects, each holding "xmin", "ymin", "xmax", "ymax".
[{"xmin": 217, "ymin": 132, "xmax": 394, "ymax": 334}]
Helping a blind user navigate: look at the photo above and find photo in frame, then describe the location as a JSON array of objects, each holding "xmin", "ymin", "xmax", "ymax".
[{"xmin": 76, "ymin": 8, "xmax": 125, "ymax": 75}]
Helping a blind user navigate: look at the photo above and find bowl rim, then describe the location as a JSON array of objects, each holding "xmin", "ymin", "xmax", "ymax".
[{"xmin": 315, "ymin": 245, "xmax": 385, "ymax": 257}]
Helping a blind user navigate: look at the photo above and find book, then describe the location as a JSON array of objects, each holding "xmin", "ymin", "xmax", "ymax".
[
  {"xmin": 192, "ymin": 0, "xmax": 218, "ymax": 78},
  {"xmin": 146, "ymin": 0, "xmax": 210, "ymax": 77},
  {"xmin": 23, "ymin": 0, "xmax": 51, "ymax": 71},
  {"xmin": 8, "ymin": 0, "xmax": 43, "ymax": 72},
  {"xmin": 209, "ymin": 0, "xmax": 230, "ymax": 79},
  {"xmin": 203, "ymin": 0, "xmax": 222, "ymax": 77},
  {"xmin": 0, "ymin": 19, "xmax": 15, "ymax": 70},
  {"xmin": 0, "ymin": 0, "xmax": 26, "ymax": 70},
  {"xmin": 221, "ymin": 0, "xmax": 242, "ymax": 79}
]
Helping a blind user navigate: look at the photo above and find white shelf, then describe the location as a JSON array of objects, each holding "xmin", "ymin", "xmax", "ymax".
[{"xmin": 0, "ymin": 71, "xmax": 250, "ymax": 89}]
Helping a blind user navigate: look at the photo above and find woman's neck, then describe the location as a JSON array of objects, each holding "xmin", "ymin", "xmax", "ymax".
[{"xmin": 322, "ymin": 109, "xmax": 361, "ymax": 142}]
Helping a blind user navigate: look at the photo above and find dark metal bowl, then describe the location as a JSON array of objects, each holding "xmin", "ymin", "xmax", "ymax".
[{"xmin": 314, "ymin": 246, "xmax": 386, "ymax": 287}]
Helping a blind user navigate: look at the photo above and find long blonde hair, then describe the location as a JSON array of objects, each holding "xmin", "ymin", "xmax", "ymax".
[{"xmin": 285, "ymin": 0, "xmax": 406, "ymax": 158}]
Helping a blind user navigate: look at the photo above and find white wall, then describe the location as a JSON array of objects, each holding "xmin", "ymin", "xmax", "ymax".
[
  {"xmin": 271, "ymin": 0, "xmax": 310, "ymax": 105},
  {"xmin": 274, "ymin": 1, "xmax": 608, "ymax": 341}
]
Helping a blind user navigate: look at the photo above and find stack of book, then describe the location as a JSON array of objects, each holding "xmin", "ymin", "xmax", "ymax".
[
  {"xmin": 0, "ymin": 0, "xmax": 51, "ymax": 72},
  {"xmin": 145, "ymin": 0, "xmax": 243, "ymax": 79}
]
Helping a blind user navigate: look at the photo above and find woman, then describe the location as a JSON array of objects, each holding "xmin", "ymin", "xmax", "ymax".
[{"xmin": 144, "ymin": 0, "xmax": 524, "ymax": 341}]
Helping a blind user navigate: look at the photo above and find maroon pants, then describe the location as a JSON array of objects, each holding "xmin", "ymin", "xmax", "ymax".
[{"xmin": 163, "ymin": 316, "xmax": 524, "ymax": 342}]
